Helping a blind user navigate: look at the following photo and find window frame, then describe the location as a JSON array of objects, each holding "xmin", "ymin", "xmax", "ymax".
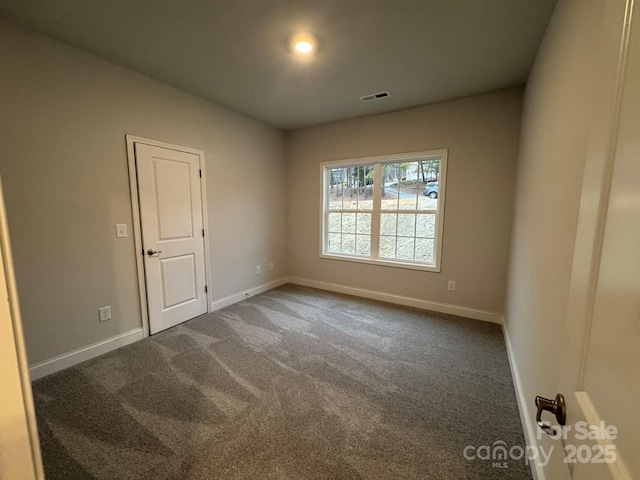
[{"xmin": 319, "ymin": 149, "xmax": 448, "ymax": 272}]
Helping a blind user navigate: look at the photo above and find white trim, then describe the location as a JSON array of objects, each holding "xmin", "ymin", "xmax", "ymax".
[
  {"xmin": 318, "ymin": 252, "xmax": 444, "ymax": 272},
  {"xmin": 0, "ymin": 176, "xmax": 44, "ymax": 479},
  {"xmin": 319, "ymin": 150, "xmax": 447, "ymax": 168},
  {"xmin": 287, "ymin": 276, "xmax": 501, "ymax": 323},
  {"xmin": 371, "ymin": 163, "xmax": 382, "ymax": 256},
  {"xmin": 434, "ymin": 150, "xmax": 448, "ymax": 270},
  {"xmin": 319, "ymin": 149, "xmax": 448, "ymax": 274},
  {"xmin": 575, "ymin": 391, "xmax": 632, "ymax": 480},
  {"xmin": 211, "ymin": 277, "xmax": 289, "ymax": 311},
  {"xmin": 28, "ymin": 328, "xmax": 144, "ymax": 381},
  {"xmin": 502, "ymin": 320, "xmax": 545, "ymax": 480},
  {"xmin": 198, "ymin": 147, "xmax": 214, "ymax": 315},
  {"xmin": 125, "ymin": 135, "xmax": 212, "ymax": 339},
  {"xmin": 27, "ymin": 277, "xmax": 290, "ymax": 380},
  {"xmin": 125, "ymin": 136, "xmax": 149, "ymax": 337}
]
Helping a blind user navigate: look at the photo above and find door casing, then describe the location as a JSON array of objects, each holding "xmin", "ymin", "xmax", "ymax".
[{"xmin": 125, "ymin": 135, "xmax": 213, "ymax": 338}]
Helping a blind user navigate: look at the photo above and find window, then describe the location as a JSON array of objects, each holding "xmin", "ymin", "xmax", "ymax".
[{"xmin": 320, "ymin": 150, "xmax": 447, "ymax": 271}]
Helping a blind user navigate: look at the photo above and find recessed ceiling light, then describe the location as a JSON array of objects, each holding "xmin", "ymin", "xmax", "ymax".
[
  {"xmin": 294, "ymin": 40, "xmax": 313, "ymax": 53},
  {"xmin": 290, "ymin": 34, "xmax": 317, "ymax": 56}
]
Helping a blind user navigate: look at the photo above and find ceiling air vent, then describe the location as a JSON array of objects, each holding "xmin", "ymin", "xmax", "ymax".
[{"xmin": 360, "ymin": 91, "xmax": 390, "ymax": 102}]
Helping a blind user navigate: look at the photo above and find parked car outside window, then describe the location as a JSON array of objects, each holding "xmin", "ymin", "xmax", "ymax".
[{"xmin": 424, "ymin": 182, "xmax": 438, "ymax": 198}]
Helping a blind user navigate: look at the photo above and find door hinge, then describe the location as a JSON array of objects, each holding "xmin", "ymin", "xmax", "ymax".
[
  {"xmin": 199, "ymin": 169, "xmax": 202, "ymax": 178},
  {"xmin": 202, "ymin": 228, "xmax": 205, "ymax": 237},
  {"xmin": 205, "ymin": 285, "xmax": 208, "ymax": 293}
]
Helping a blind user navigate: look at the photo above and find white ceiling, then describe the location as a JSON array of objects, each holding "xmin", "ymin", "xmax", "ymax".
[{"xmin": 0, "ymin": 0, "xmax": 556, "ymax": 130}]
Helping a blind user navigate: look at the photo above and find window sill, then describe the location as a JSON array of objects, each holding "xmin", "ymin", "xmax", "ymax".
[{"xmin": 319, "ymin": 252, "xmax": 441, "ymax": 273}]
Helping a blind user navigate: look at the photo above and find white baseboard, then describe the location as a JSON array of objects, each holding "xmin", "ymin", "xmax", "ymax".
[
  {"xmin": 287, "ymin": 276, "xmax": 502, "ymax": 324},
  {"xmin": 211, "ymin": 277, "xmax": 289, "ymax": 312},
  {"xmin": 502, "ymin": 320, "xmax": 545, "ymax": 480},
  {"xmin": 29, "ymin": 328, "xmax": 144, "ymax": 381},
  {"xmin": 28, "ymin": 277, "xmax": 498, "ymax": 380},
  {"xmin": 28, "ymin": 278, "xmax": 289, "ymax": 381}
]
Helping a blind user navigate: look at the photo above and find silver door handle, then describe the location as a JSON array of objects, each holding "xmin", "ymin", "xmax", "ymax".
[
  {"xmin": 535, "ymin": 394, "xmax": 566, "ymax": 436},
  {"xmin": 146, "ymin": 249, "xmax": 162, "ymax": 257}
]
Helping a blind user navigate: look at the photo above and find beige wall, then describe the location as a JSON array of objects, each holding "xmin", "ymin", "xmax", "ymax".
[
  {"xmin": 0, "ymin": 20, "xmax": 286, "ymax": 365},
  {"xmin": 503, "ymin": 0, "xmax": 608, "ymax": 408},
  {"xmin": 286, "ymin": 89, "xmax": 523, "ymax": 313}
]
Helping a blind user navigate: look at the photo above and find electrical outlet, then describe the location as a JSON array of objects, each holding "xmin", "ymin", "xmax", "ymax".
[
  {"xmin": 269, "ymin": 262, "xmax": 274, "ymax": 271},
  {"xmin": 256, "ymin": 265, "xmax": 261, "ymax": 274},
  {"xmin": 448, "ymin": 280, "xmax": 456, "ymax": 292},
  {"xmin": 98, "ymin": 306, "xmax": 111, "ymax": 322}
]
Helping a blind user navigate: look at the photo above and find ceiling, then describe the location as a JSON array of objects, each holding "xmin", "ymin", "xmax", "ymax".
[{"xmin": 0, "ymin": 0, "xmax": 557, "ymax": 130}]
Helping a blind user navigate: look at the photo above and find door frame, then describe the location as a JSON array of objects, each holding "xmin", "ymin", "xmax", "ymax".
[
  {"xmin": 0, "ymin": 175, "xmax": 44, "ymax": 479},
  {"xmin": 125, "ymin": 135, "xmax": 213, "ymax": 338}
]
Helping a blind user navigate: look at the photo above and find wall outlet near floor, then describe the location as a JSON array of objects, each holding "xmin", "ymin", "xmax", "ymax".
[
  {"xmin": 448, "ymin": 280, "xmax": 456, "ymax": 292},
  {"xmin": 98, "ymin": 306, "xmax": 111, "ymax": 322},
  {"xmin": 269, "ymin": 262, "xmax": 274, "ymax": 271},
  {"xmin": 256, "ymin": 265, "xmax": 261, "ymax": 274}
]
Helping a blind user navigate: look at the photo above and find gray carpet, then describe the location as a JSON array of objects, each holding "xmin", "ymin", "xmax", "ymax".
[{"xmin": 32, "ymin": 284, "xmax": 532, "ymax": 479}]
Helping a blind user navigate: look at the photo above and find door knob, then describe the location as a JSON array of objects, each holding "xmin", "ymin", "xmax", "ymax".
[
  {"xmin": 146, "ymin": 249, "xmax": 162, "ymax": 257},
  {"xmin": 535, "ymin": 393, "xmax": 566, "ymax": 436}
]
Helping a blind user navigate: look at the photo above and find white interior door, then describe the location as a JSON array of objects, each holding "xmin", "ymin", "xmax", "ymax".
[
  {"xmin": 135, "ymin": 143, "xmax": 208, "ymax": 334},
  {"xmin": 538, "ymin": 1, "xmax": 639, "ymax": 478},
  {"xmin": 569, "ymin": 5, "xmax": 640, "ymax": 476}
]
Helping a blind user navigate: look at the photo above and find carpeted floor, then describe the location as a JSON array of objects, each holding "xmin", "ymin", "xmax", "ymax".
[{"xmin": 32, "ymin": 284, "xmax": 532, "ymax": 479}]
